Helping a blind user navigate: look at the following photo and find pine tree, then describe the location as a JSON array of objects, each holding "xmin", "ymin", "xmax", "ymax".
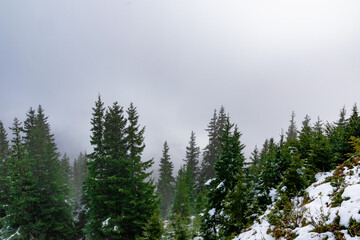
[
  {"xmin": 4, "ymin": 107, "xmax": 75, "ymax": 239},
  {"xmin": 86, "ymin": 101, "xmax": 128, "ymax": 239},
  {"xmin": 344, "ymin": 104, "xmax": 360, "ymax": 155},
  {"xmin": 201, "ymin": 119, "xmax": 246, "ymax": 239},
  {"xmin": 172, "ymin": 166, "xmax": 191, "ymax": 220},
  {"xmin": 309, "ymin": 117, "xmax": 333, "ymax": 172},
  {"xmin": 124, "ymin": 103, "xmax": 158, "ymax": 239},
  {"xmin": 157, "ymin": 141, "xmax": 175, "ymax": 218},
  {"xmin": 326, "ymin": 107, "xmax": 349, "ymax": 164},
  {"xmin": 140, "ymin": 212, "xmax": 164, "ymax": 240},
  {"xmin": 60, "ymin": 153, "xmax": 72, "ymax": 188},
  {"xmin": 0, "ymin": 120, "xmax": 9, "ymax": 229},
  {"xmin": 4, "ymin": 118, "xmax": 37, "ymax": 239},
  {"xmin": 85, "ymin": 96, "xmax": 108, "ymax": 239},
  {"xmin": 286, "ymin": 111, "xmax": 298, "ymax": 142},
  {"xmin": 86, "ymin": 99, "xmax": 157, "ymax": 239},
  {"xmin": 73, "ymin": 152, "xmax": 88, "ymax": 205},
  {"xmin": 184, "ymin": 131, "xmax": 200, "ymax": 211},
  {"xmin": 298, "ymin": 115, "xmax": 312, "ymax": 161},
  {"xmin": 280, "ymin": 148, "xmax": 307, "ymax": 197},
  {"xmin": 199, "ymin": 106, "xmax": 228, "ymax": 191},
  {"xmin": 199, "ymin": 110, "xmax": 218, "ymax": 190},
  {"xmin": 248, "ymin": 145, "xmax": 261, "ymax": 181},
  {"xmin": 73, "ymin": 152, "xmax": 88, "ymax": 240},
  {"xmin": 185, "ymin": 131, "xmax": 200, "ymax": 188},
  {"xmin": 29, "ymin": 107, "xmax": 75, "ymax": 238}
]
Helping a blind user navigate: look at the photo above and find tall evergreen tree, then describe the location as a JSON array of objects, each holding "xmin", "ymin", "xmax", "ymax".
[
  {"xmin": 85, "ymin": 96, "xmax": 108, "ymax": 239},
  {"xmin": 124, "ymin": 103, "xmax": 158, "ymax": 239},
  {"xmin": 0, "ymin": 120, "xmax": 9, "ymax": 229},
  {"xmin": 184, "ymin": 131, "xmax": 200, "ymax": 200},
  {"xmin": 298, "ymin": 115, "xmax": 312, "ymax": 161},
  {"xmin": 29, "ymin": 106, "xmax": 75, "ymax": 239},
  {"xmin": 172, "ymin": 166, "xmax": 191, "ymax": 220},
  {"xmin": 4, "ymin": 107, "xmax": 75, "ymax": 239},
  {"xmin": 86, "ymin": 99, "xmax": 157, "ymax": 239},
  {"xmin": 86, "ymin": 101, "xmax": 128, "ymax": 239},
  {"xmin": 199, "ymin": 110, "xmax": 218, "ymax": 189},
  {"xmin": 157, "ymin": 141, "xmax": 175, "ymax": 218},
  {"xmin": 201, "ymin": 119, "xmax": 246, "ymax": 239},
  {"xmin": 286, "ymin": 111, "xmax": 298, "ymax": 142},
  {"xmin": 326, "ymin": 107, "xmax": 348, "ymax": 164},
  {"xmin": 60, "ymin": 153, "xmax": 72, "ymax": 187},
  {"xmin": 73, "ymin": 151, "xmax": 88, "ymax": 240},
  {"xmin": 199, "ymin": 106, "xmax": 228, "ymax": 191},
  {"xmin": 73, "ymin": 152, "xmax": 88, "ymax": 205},
  {"xmin": 309, "ymin": 117, "xmax": 333, "ymax": 172},
  {"xmin": 345, "ymin": 104, "xmax": 360, "ymax": 154},
  {"xmin": 4, "ymin": 118, "xmax": 37, "ymax": 238}
]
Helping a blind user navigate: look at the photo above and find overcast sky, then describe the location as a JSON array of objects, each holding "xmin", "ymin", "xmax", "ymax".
[{"xmin": 1, "ymin": 0, "xmax": 359, "ymax": 173}]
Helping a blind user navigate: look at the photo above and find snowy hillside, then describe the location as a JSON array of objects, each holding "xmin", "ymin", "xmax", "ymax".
[{"xmin": 234, "ymin": 157, "xmax": 360, "ymax": 240}]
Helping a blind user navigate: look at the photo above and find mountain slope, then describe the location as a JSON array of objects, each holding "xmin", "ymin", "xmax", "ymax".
[{"xmin": 234, "ymin": 157, "xmax": 360, "ymax": 240}]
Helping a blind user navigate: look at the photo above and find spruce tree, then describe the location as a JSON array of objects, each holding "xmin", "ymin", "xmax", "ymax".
[
  {"xmin": 85, "ymin": 96, "xmax": 108, "ymax": 239},
  {"xmin": 201, "ymin": 119, "xmax": 246, "ymax": 239},
  {"xmin": 60, "ymin": 153, "xmax": 72, "ymax": 188},
  {"xmin": 326, "ymin": 107, "xmax": 349, "ymax": 164},
  {"xmin": 184, "ymin": 131, "xmax": 200, "ymax": 188},
  {"xmin": 73, "ymin": 152, "xmax": 88, "ymax": 240},
  {"xmin": 73, "ymin": 152, "xmax": 88, "ymax": 205},
  {"xmin": 4, "ymin": 107, "xmax": 75, "ymax": 239},
  {"xmin": 298, "ymin": 115, "xmax": 312, "ymax": 161},
  {"xmin": 27, "ymin": 106, "xmax": 75, "ymax": 239},
  {"xmin": 86, "ymin": 99, "xmax": 157, "ymax": 239},
  {"xmin": 344, "ymin": 104, "xmax": 360, "ymax": 155},
  {"xmin": 172, "ymin": 166, "xmax": 191, "ymax": 220},
  {"xmin": 199, "ymin": 106, "xmax": 228, "ymax": 191},
  {"xmin": 286, "ymin": 111, "xmax": 298, "ymax": 142},
  {"xmin": 184, "ymin": 131, "xmax": 200, "ymax": 211},
  {"xmin": 124, "ymin": 103, "xmax": 158, "ymax": 239},
  {"xmin": 199, "ymin": 110, "xmax": 218, "ymax": 190},
  {"xmin": 140, "ymin": 212, "xmax": 164, "ymax": 240},
  {"xmin": 86, "ymin": 101, "xmax": 128, "ymax": 239},
  {"xmin": 0, "ymin": 120, "xmax": 9, "ymax": 229},
  {"xmin": 157, "ymin": 141, "xmax": 175, "ymax": 218},
  {"xmin": 4, "ymin": 118, "xmax": 37, "ymax": 238},
  {"xmin": 248, "ymin": 145, "xmax": 261, "ymax": 180},
  {"xmin": 309, "ymin": 117, "xmax": 333, "ymax": 172}
]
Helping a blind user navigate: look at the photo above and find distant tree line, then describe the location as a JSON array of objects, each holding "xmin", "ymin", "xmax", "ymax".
[{"xmin": 1, "ymin": 98, "xmax": 360, "ymax": 239}]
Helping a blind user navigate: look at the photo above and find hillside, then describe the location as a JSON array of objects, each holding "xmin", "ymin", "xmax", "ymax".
[{"xmin": 234, "ymin": 157, "xmax": 360, "ymax": 240}]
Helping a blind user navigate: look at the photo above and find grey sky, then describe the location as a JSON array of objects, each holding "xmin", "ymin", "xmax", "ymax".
[{"xmin": 1, "ymin": 0, "xmax": 359, "ymax": 172}]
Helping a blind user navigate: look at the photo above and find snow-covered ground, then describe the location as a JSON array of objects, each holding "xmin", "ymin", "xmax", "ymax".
[{"xmin": 233, "ymin": 158, "xmax": 360, "ymax": 240}]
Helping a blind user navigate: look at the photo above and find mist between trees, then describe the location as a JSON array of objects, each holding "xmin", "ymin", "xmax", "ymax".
[{"xmin": 1, "ymin": 97, "xmax": 360, "ymax": 239}]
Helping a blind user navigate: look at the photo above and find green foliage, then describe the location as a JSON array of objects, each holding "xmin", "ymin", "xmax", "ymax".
[
  {"xmin": 0, "ymin": 120, "xmax": 9, "ymax": 229},
  {"xmin": 348, "ymin": 136, "xmax": 360, "ymax": 157},
  {"xmin": 157, "ymin": 141, "xmax": 175, "ymax": 218},
  {"xmin": 331, "ymin": 189, "xmax": 345, "ymax": 208},
  {"xmin": 4, "ymin": 108, "xmax": 75, "ymax": 240},
  {"xmin": 141, "ymin": 212, "xmax": 164, "ymax": 240},
  {"xmin": 286, "ymin": 111, "xmax": 298, "ymax": 142},
  {"xmin": 311, "ymin": 213, "xmax": 346, "ymax": 240},
  {"xmin": 202, "ymin": 119, "xmax": 246, "ymax": 239},
  {"xmin": 281, "ymin": 150, "xmax": 308, "ymax": 197},
  {"xmin": 222, "ymin": 172, "xmax": 251, "ymax": 237},
  {"xmin": 172, "ymin": 166, "xmax": 191, "ymax": 219},
  {"xmin": 199, "ymin": 106, "xmax": 227, "ymax": 191},
  {"xmin": 348, "ymin": 218, "xmax": 360, "ymax": 237},
  {"xmin": 86, "ymin": 98, "xmax": 157, "ymax": 239},
  {"xmin": 266, "ymin": 195, "xmax": 305, "ymax": 240},
  {"xmin": 73, "ymin": 152, "xmax": 88, "ymax": 240},
  {"xmin": 171, "ymin": 214, "xmax": 190, "ymax": 240}
]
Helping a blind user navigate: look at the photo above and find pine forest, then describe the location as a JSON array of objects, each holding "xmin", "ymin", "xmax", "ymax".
[{"xmin": 1, "ymin": 97, "xmax": 360, "ymax": 240}]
